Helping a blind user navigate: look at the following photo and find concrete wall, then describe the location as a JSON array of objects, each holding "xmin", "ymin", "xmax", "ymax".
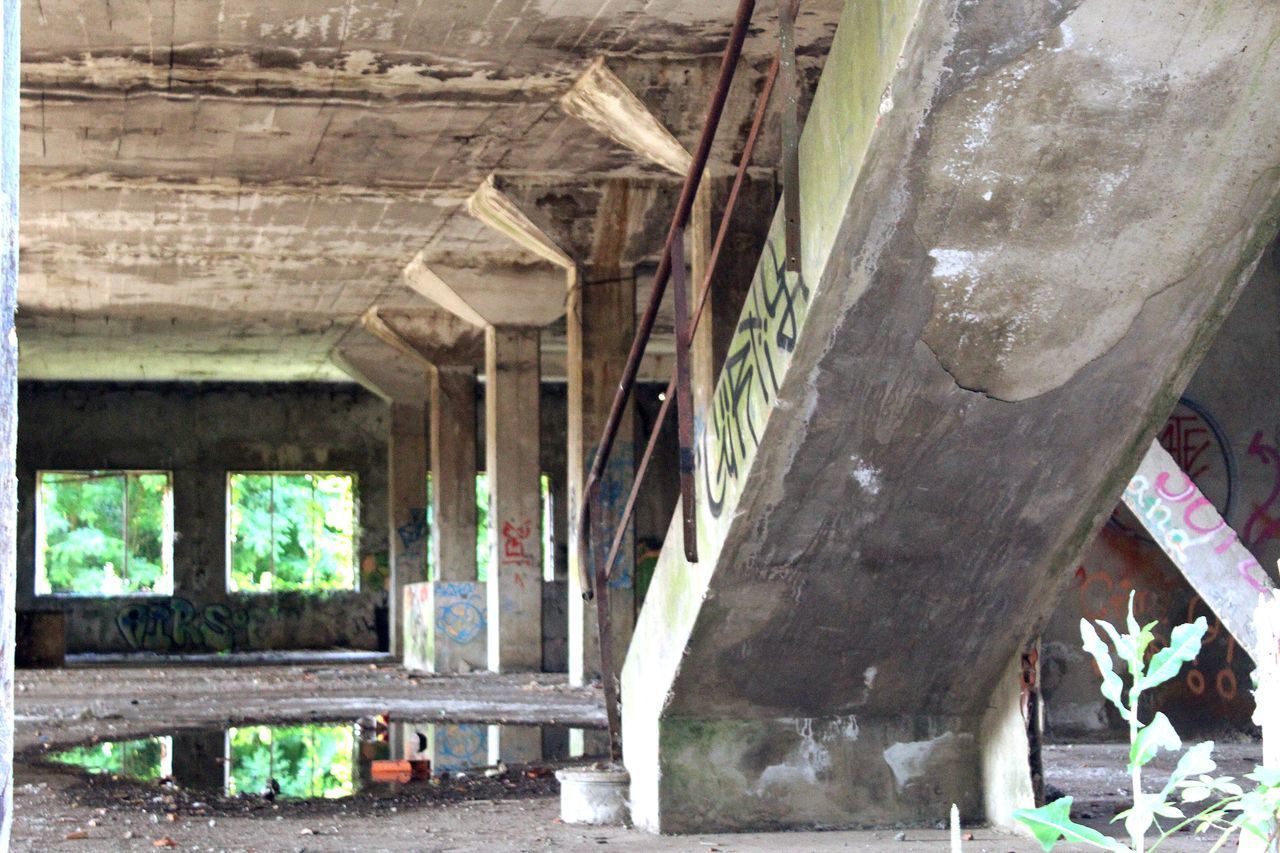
[
  {"xmin": 16, "ymin": 382, "xmax": 391, "ymax": 653},
  {"xmin": 13, "ymin": 379, "xmax": 674, "ymax": 661},
  {"xmin": 1044, "ymin": 237, "xmax": 1280, "ymax": 739}
]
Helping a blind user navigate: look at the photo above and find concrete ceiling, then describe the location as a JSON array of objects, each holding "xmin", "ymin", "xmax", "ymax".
[{"xmin": 18, "ymin": 0, "xmax": 839, "ymax": 383}]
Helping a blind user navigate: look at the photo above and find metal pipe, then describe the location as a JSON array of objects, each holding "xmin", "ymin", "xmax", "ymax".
[{"xmin": 671, "ymin": 225, "xmax": 700, "ymax": 562}]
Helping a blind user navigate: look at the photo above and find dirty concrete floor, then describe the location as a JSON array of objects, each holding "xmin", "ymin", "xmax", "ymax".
[{"xmin": 11, "ymin": 663, "xmax": 1259, "ymax": 852}]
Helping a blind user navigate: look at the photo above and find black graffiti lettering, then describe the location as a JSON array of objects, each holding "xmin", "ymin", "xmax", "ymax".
[{"xmin": 702, "ymin": 238, "xmax": 813, "ymax": 519}]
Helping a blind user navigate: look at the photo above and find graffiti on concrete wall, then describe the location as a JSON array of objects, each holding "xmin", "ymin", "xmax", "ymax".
[
  {"xmin": 1244, "ymin": 431, "xmax": 1280, "ymax": 550},
  {"xmin": 1113, "ymin": 397, "xmax": 1236, "ymax": 538},
  {"xmin": 589, "ymin": 443, "xmax": 635, "ymax": 590},
  {"xmin": 112, "ymin": 595, "xmax": 377, "ymax": 653},
  {"xmin": 501, "ymin": 519, "xmax": 535, "ymax": 568},
  {"xmin": 115, "ymin": 598, "xmax": 270, "ymax": 652},
  {"xmin": 434, "ymin": 582, "xmax": 485, "ymax": 644},
  {"xmin": 397, "ymin": 508, "xmax": 427, "ymax": 551},
  {"xmin": 702, "ymin": 239, "xmax": 811, "ymax": 519},
  {"xmin": 1123, "ymin": 470, "xmax": 1267, "ymax": 595},
  {"xmin": 1056, "ymin": 398, "xmax": 1270, "ymax": 734},
  {"xmin": 433, "ymin": 724, "xmax": 486, "ymax": 771},
  {"xmin": 403, "ymin": 583, "xmax": 432, "ymax": 669}
]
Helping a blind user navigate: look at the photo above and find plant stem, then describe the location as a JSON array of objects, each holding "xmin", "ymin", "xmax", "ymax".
[
  {"xmin": 1205, "ymin": 825, "xmax": 1239, "ymax": 853},
  {"xmin": 1149, "ymin": 797, "xmax": 1243, "ymax": 851},
  {"xmin": 1131, "ymin": 698, "xmax": 1144, "ymax": 853}
]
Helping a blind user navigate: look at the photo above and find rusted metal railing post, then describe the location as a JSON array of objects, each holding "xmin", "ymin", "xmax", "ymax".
[{"xmin": 671, "ymin": 225, "xmax": 699, "ymax": 562}]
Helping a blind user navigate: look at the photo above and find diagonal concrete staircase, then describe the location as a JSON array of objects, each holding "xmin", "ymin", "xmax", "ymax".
[{"xmin": 621, "ymin": 0, "xmax": 1280, "ymax": 834}]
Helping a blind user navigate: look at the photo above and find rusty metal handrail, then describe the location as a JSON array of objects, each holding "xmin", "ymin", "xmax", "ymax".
[
  {"xmin": 576, "ymin": 0, "xmax": 759, "ymax": 762},
  {"xmin": 599, "ymin": 53, "xmax": 780, "ymax": 585}
]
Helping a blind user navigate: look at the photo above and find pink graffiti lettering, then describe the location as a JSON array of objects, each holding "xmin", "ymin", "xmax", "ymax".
[
  {"xmin": 1238, "ymin": 558, "xmax": 1270, "ymax": 594},
  {"xmin": 1155, "ymin": 470, "xmax": 1196, "ymax": 502}
]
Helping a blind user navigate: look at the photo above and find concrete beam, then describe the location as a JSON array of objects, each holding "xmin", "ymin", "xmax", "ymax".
[
  {"xmin": 560, "ymin": 56, "xmax": 692, "ymax": 176},
  {"xmin": 467, "ymin": 174, "xmax": 575, "ymax": 272},
  {"xmin": 330, "ymin": 328, "xmax": 429, "ymax": 405},
  {"xmin": 1121, "ymin": 440, "xmax": 1274, "ymax": 662},
  {"xmin": 403, "ymin": 253, "xmax": 490, "ymax": 330},
  {"xmin": 403, "ymin": 253, "xmax": 569, "ymax": 329},
  {"xmin": 360, "ymin": 308, "xmax": 437, "ymax": 371}
]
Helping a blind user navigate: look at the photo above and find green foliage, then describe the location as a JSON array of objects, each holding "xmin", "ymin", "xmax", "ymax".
[
  {"xmin": 228, "ymin": 473, "xmax": 357, "ymax": 592},
  {"xmin": 476, "ymin": 474, "xmax": 491, "ymax": 584},
  {"xmin": 53, "ymin": 737, "xmax": 170, "ymax": 782},
  {"xmin": 1016, "ymin": 797, "xmax": 1125, "ymax": 851},
  {"xmin": 1014, "ymin": 592, "xmax": 1280, "ymax": 853},
  {"xmin": 38, "ymin": 471, "xmax": 172, "ymax": 595},
  {"xmin": 227, "ymin": 724, "xmax": 355, "ymax": 799}
]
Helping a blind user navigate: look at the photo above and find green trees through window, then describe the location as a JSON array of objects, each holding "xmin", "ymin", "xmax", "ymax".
[
  {"xmin": 37, "ymin": 471, "xmax": 174, "ymax": 596},
  {"xmin": 227, "ymin": 473, "xmax": 357, "ymax": 593}
]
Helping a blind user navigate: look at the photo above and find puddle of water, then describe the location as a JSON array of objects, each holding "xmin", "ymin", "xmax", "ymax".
[{"xmin": 52, "ymin": 721, "xmax": 605, "ymax": 801}]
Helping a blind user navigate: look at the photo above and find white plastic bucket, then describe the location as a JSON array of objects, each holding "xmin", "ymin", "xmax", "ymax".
[{"xmin": 555, "ymin": 764, "xmax": 630, "ymax": 825}]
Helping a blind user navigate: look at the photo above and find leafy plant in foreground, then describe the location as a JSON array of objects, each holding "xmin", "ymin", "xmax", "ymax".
[{"xmin": 1013, "ymin": 592, "xmax": 1280, "ymax": 852}]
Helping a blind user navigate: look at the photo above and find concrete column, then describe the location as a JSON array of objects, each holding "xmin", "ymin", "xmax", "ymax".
[
  {"xmin": 487, "ymin": 724, "xmax": 543, "ymax": 765},
  {"xmin": 411, "ymin": 366, "xmax": 486, "ymax": 673},
  {"xmin": 388, "ymin": 402, "xmax": 428, "ymax": 658},
  {"xmin": 2, "ymin": 1, "xmax": 19, "ymax": 843},
  {"xmin": 431, "ymin": 367, "xmax": 478, "ymax": 583},
  {"xmin": 485, "ymin": 326, "xmax": 543, "ymax": 672},
  {"xmin": 567, "ymin": 268, "xmax": 637, "ymax": 685}
]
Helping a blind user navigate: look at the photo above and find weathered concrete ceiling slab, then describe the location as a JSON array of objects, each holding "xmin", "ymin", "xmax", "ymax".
[{"xmin": 17, "ymin": 0, "xmax": 840, "ymax": 382}]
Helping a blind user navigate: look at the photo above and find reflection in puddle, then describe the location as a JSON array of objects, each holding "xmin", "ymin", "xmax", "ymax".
[
  {"xmin": 52, "ymin": 722, "xmax": 603, "ymax": 801},
  {"xmin": 52, "ymin": 737, "xmax": 173, "ymax": 782},
  {"xmin": 227, "ymin": 724, "xmax": 356, "ymax": 799}
]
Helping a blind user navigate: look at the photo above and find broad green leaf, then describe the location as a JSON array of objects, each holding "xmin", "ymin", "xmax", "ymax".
[
  {"xmin": 1097, "ymin": 619, "xmax": 1137, "ymax": 673},
  {"xmin": 1163, "ymin": 741, "xmax": 1216, "ymax": 794},
  {"xmin": 1013, "ymin": 797, "xmax": 1125, "ymax": 852},
  {"xmin": 1181, "ymin": 786, "xmax": 1211, "ymax": 803},
  {"xmin": 1155, "ymin": 802, "xmax": 1184, "ymax": 819},
  {"xmin": 1130, "ymin": 713, "xmax": 1180, "ymax": 771},
  {"xmin": 1124, "ymin": 792, "xmax": 1164, "ymax": 844},
  {"xmin": 1140, "ymin": 617, "xmax": 1207, "ymax": 691},
  {"xmin": 1081, "ymin": 619, "xmax": 1130, "ymax": 719},
  {"xmin": 1245, "ymin": 766, "xmax": 1280, "ymax": 787},
  {"xmin": 1213, "ymin": 778, "xmax": 1244, "ymax": 797}
]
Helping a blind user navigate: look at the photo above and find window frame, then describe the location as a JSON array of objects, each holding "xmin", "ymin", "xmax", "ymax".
[
  {"xmin": 34, "ymin": 469, "xmax": 175, "ymax": 598},
  {"xmin": 225, "ymin": 470, "xmax": 360, "ymax": 595}
]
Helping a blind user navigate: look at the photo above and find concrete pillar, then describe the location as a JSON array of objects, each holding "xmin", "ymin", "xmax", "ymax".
[
  {"xmin": 485, "ymin": 326, "xmax": 543, "ymax": 672},
  {"xmin": 388, "ymin": 402, "xmax": 428, "ymax": 658},
  {"xmin": 1, "ymin": 0, "xmax": 19, "ymax": 843},
  {"xmin": 488, "ymin": 724, "xmax": 543, "ymax": 765},
  {"xmin": 567, "ymin": 266, "xmax": 637, "ymax": 686},
  {"xmin": 409, "ymin": 367, "xmax": 487, "ymax": 673},
  {"xmin": 171, "ymin": 730, "xmax": 228, "ymax": 792},
  {"xmin": 431, "ymin": 367, "xmax": 478, "ymax": 583}
]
